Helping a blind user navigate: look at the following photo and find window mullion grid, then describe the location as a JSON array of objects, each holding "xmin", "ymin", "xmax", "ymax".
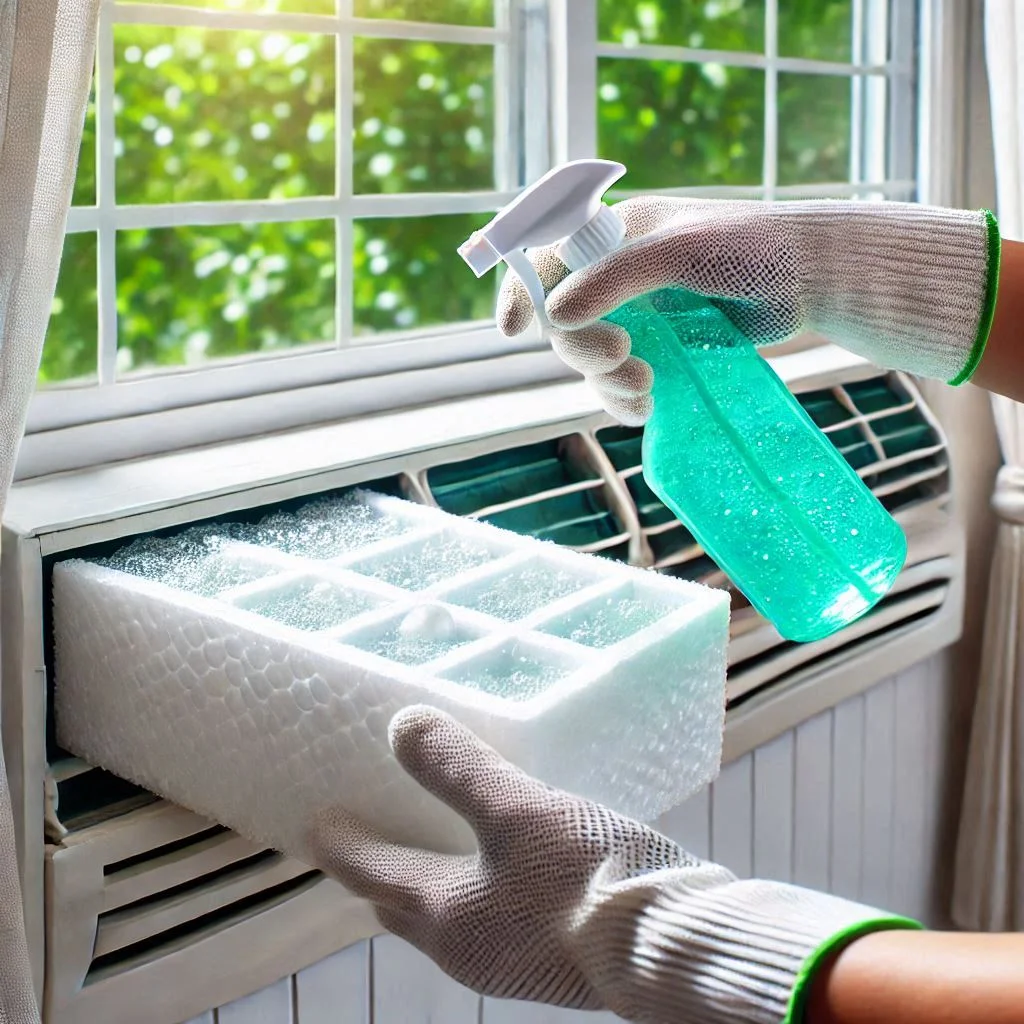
[
  {"xmin": 850, "ymin": 0, "xmax": 865, "ymax": 186},
  {"xmin": 336, "ymin": 0, "xmax": 355, "ymax": 348},
  {"xmin": 886, "ymin": 0, "xmax": 917, "ymax": 199},
  {"xmin": 493, "ymin": 0, "xmax": 517, "ymax": 192},
  {"xmin": 521, "ymin": 0, "xmax": 551, "ymax": 183},
  {"xmin": 862, "ymin": 0, "xmax": 890, "ymax": 191},
  {"xmin": 550, "ymin": 0, "xmax": 597, "ymax": 164},
  {"xmin": 96, "ymin": 0, "xmax": 119, "ymax": 386},
  {"xmin": 764, "ymin": 0, "xmax": 778, "ymax": 202}
]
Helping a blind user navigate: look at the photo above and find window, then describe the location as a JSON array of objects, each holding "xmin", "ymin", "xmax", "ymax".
[
  {"xmin": 591, "ymin": 0, "xmax": 915, "ymax": 202},
  {"xmin": 30, "ymin": 0, "xmax": 918, "ymax": 467}
]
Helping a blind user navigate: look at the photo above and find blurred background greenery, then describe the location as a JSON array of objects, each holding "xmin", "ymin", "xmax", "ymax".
[{"xmin": 45, "ymin": 0, "xmax": 855, "ymax": 385}]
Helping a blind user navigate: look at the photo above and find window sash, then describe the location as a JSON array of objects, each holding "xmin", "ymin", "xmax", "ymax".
[{"xmin": 26, "ymin": 0, "xmax": 921, "ymax": 463}]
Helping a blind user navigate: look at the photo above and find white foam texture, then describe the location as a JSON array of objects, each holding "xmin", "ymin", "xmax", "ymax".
[{"xmin": 53, "ymin": 491, "xmax": 729, "ymax": 862}]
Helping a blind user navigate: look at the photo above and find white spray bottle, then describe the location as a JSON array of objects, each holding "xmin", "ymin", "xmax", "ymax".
[{"xmin": 457, "ymin": 160, "xmax": 906, "ymax": 642}]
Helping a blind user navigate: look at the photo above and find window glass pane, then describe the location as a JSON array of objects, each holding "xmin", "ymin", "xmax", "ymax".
[
  {"xmin": 598, "ymin": 59, "xmax": 764, "ymax": 188},
  {"xmin": 778, "ymin": 0, "xmax": 852, "ymax": 63},
  {"xmin": 599, "ymin": 0, "xmax": 764, "ymax": 52},
  {"xmin": 130, "ymin": 0, "xmax": 334, "ymax": 14},
  {"xmin": 42, "ymin": 233, "xmax": 98, "ymax": 385},
  {"xmin": 777, "ymin": 73, "xmax": 851, "ymax": 184},
  {"xmin": 354, "ymin": 0, "xmax": 493, "ymax": 25},
  {"xmin": 114, "ymin": 26, "xmax": 335, "ymax": 204},
  {"xmin": 74, "ymin": 73, "xmax": 96, "ymax": 206},
  {"xmin": 116, "ymin": 220, "xmax": 335, "ymax": 374},
  {"xmin": 354, "ymin": 214, "xmax": 495, "ymax": 334},
  {"xmin": 354, "ymin": 39, "xmax": 494, "ymax": 194}
]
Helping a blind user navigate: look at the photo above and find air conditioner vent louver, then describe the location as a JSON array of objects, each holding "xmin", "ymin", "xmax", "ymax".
[
  {"xmin": 426, "ymin": 436, "xmax": 631, "ymax": 558},
  {"xmin": 588, "ymin": 374, "xmax": 948, "ymax": 583},
  {"xmin": 45, "ymin": 801, "xmax": 331, "ymax": 1019}
]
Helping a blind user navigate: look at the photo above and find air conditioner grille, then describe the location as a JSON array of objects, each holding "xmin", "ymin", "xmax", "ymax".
[
  {"xmin": 41, "ymin": 370, "xmax": 956, "ymax": 1020},
  {"xmin": 87, "ymin": 869, "xmax": 321, "ymax": 982},
  {"xmin": 427, "ymin": 436, "xmax": 630, "ymax": 555}
]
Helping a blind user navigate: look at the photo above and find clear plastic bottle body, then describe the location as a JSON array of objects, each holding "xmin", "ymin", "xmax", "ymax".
[{"xmin": 605, "ymin": 287, "xmax": 907, "ymax": 642}]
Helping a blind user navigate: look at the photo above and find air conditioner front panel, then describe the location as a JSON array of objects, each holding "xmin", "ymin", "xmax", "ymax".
[{"xmin": 0, "ymin": 363, "xmax": 962, "ymax": 1024}]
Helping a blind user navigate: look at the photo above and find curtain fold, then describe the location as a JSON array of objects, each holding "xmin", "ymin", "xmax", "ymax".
[
  {"xmin": 951, "ymin": 0, "xmax": 1024, "ymax": 933},
  {"xmin": 0, "ymin": 2, "xmax": 100, "ymax": 1019}
]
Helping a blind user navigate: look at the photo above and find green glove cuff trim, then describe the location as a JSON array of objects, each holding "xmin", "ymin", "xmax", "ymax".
[
  {"xmin": 783, "ymin": 915, "xmax": 924, "ymax": 1024},
  {"xmin": 950, "ymin": 208, "xmax": 1001, "ymax": 386}
]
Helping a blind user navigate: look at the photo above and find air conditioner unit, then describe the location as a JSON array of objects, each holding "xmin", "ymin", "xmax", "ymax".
[{"xmin": 1, "ymin": 347, "xmax": 962, "ymax": 1024}]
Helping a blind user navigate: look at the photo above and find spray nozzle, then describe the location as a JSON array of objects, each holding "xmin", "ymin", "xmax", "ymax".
[{"xmin": 457, "ymin": 159, "xmax": 628, "ymax": 326}]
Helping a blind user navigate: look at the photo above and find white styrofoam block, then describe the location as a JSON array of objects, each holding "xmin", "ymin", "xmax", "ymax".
[{"xmin": 53, "ymin": 492, "xmax": 729, "ymax": 863}]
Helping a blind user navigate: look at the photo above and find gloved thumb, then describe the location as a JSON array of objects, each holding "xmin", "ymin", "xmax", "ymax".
[
  {"xmin": 388, "ymin": 705, "xmax": 552, "ymax": 832},
  {"xmin": 495, "ymin": 244, "xmax": 570, "ymax": 336}
]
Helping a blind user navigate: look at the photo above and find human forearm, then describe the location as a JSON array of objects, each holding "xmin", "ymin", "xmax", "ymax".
[
  {"xmin": 972, "ymin": 237, "xmax": 1024, "ymax": 402},
  {"xmin": 808, "ymin": 929, "xmax": 1024, "ymax": 1024}
]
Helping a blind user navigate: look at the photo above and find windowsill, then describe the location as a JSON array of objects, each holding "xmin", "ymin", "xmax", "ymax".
[{"xmin": 6, "ymin": 342, "xmax": 876, "ymax": 549}]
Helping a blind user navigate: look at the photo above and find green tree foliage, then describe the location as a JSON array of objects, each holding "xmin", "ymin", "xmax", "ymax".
[{"xmin": 44, "ymin": 0, "xmax": 852, "ymax": 385}]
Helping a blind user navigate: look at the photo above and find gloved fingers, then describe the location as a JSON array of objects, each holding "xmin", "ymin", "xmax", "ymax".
[
  {"xmin": 597, "ymin": 392, "xmax": 653, "ymax": 429},
  {"xmin": 308, "ymin": 804, "xmax": 457, "ymax": 913},
  {"xmin": 549, "ymin": 322, "xmax": 630, "ymax": 377},
  {"xmin": 614, "ymin": 195, "xmax": 767, "ymax": 241},
  {"xmin": 613, "ymin": 196, "xmax": 724, "ymax": 240},
  {"xmin": 388, "ymin": 705, "xmax": 547, "ymax": 832},
  {"xmin": 590, "ymin": 357, "xmax": 654, "ymax": 427},
  {"xmin": 546, "ymin": 204, "xmax": 787, "ymax": 331},
  {"xmin": 495, "ymin": 202, "xmax": 726, "ymax": 339},
  {"xmin": 593, "ymin": 355, "xmax": 653, "ymax": 398},
  {"xmin": 495, "ymin": 245, "xmax": 570, "ymax": 337},
  {"xmin": 545, "ymin": 230, "xmax": 699, "ymax": 329}
]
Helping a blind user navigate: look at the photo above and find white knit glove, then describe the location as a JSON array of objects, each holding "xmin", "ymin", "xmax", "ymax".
[
  {"xmin": 497, "ymin": 198, "xmax": 1000, "ymax": 426},
  {"xmin": 310, "ymin": 706, "xmax": 919, "ymax": 1024}
]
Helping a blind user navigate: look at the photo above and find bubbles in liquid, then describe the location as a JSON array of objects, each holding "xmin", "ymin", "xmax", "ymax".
[
  {"xmin": 347, "ymin": 606, "xmax": 467, "ymax": 666},
  {"xmin": 99, "ymin": 527, "xmax": 277, "ymax": 597},
  {"xmin": 399, "ymin": 603, "xmax": 457, "ymax": 641},
  {"xmin": 547, "ymin": 595, "xmax": 670, "ymax": 648},
  {"xmin": 95, "ymin": 492, "xmax": 410, "ymax": 599},
  {"xmin": 355, "ymin": 535, "xmax": 493, "ymax": 591},
  {"xmin": 240, "ymin": 580, "xmax": 380, "ymax": 632},
  {"xmin": 466, "ymin": 565, "xmax": 585, "ymax": 622},
  {"xmin": 448, "ymin": 648, "xmax": 567, "ymax": 702},
  {"xmin": 254, "ymin": 495, "xmax": 407, "ymax": 560},
  {"xmin": 363, "ymin": 631, "xmax": 468, "ymax": 666}
]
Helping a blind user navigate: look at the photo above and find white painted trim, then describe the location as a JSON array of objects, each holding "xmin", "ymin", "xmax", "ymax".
[
  {"xmin": 65, "ymin": 191, "xmax": 522, "ymax": 233},
  {"xmin": 916, "ymin": 0, "xmax": 970, "ymax": 208},
  {"xmin": 7, "ymin": 343, "xmax": 875, "ymax": 539},
  {"xmin": 764, "ymin": 0, "xmax": 779, "ymax": 201},
  {"xmin": 28, "ymin": 324, "xmax": 545, "ymax": 431},
  {"xmin": 96, "ymin": 2, "xmax": 117, "ymax": 386},
  {"xmin": 608, "ymin": 179, "xmax": 917, "ymax": 201},
  {"xmin": 336, "ymin": 0, "xmax": 356, "ymax": 347},
  {"xmin": 112, "ymin": 3, "xmax": 509, "ymax": 45},
  {"xmin": 595, "ymin": 41, "xmax": 901, "ymax": 78},
  {"xmin": 66, "ymin": 182, "xmax": 920, "ymax": 236},
  {"xmin": 548, "ymin": 0, "xmax": 597, "ymax": 163},
  {"xmin": 19, "ymin": 347, "xmax": 568, "ymax": 479}
]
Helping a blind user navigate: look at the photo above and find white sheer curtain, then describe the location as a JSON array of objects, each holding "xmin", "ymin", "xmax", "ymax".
[
  {"xmin": 0, "ymin": 2, "xmax": 99, "ymax": 1019},
  {"xmin": 951, "ymin": 0, "xmax": 1024, "ymax": 933}
]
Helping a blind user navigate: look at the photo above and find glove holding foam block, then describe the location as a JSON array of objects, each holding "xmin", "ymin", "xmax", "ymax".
[
  {"xmin": 497, "ymin": 198, "xmax": 1000, "ymax": 425},
  {"xmin": 310, "ymin": 706, "xmax": 919, "ymax": 1024}
]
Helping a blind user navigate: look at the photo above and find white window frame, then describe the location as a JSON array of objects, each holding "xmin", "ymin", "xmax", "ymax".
[{"xmin": 20, "ymin": 0, "xmax": 920, "ymax": 479}]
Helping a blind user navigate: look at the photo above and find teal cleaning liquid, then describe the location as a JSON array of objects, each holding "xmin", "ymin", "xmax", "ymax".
[{"xmin": 606, "ymin": 287, "xmax": 907, "ymax": 642}]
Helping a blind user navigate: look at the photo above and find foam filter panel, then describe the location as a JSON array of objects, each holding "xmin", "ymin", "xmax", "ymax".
[{"xmin": 53, "ymin": 491, "xmax": 729, "ymax": 862}]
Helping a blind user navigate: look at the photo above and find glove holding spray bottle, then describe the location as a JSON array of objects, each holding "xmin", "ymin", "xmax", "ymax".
[{"xmin": 458, "ymin": 160, "xmax": 907, "ymax": 643}]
